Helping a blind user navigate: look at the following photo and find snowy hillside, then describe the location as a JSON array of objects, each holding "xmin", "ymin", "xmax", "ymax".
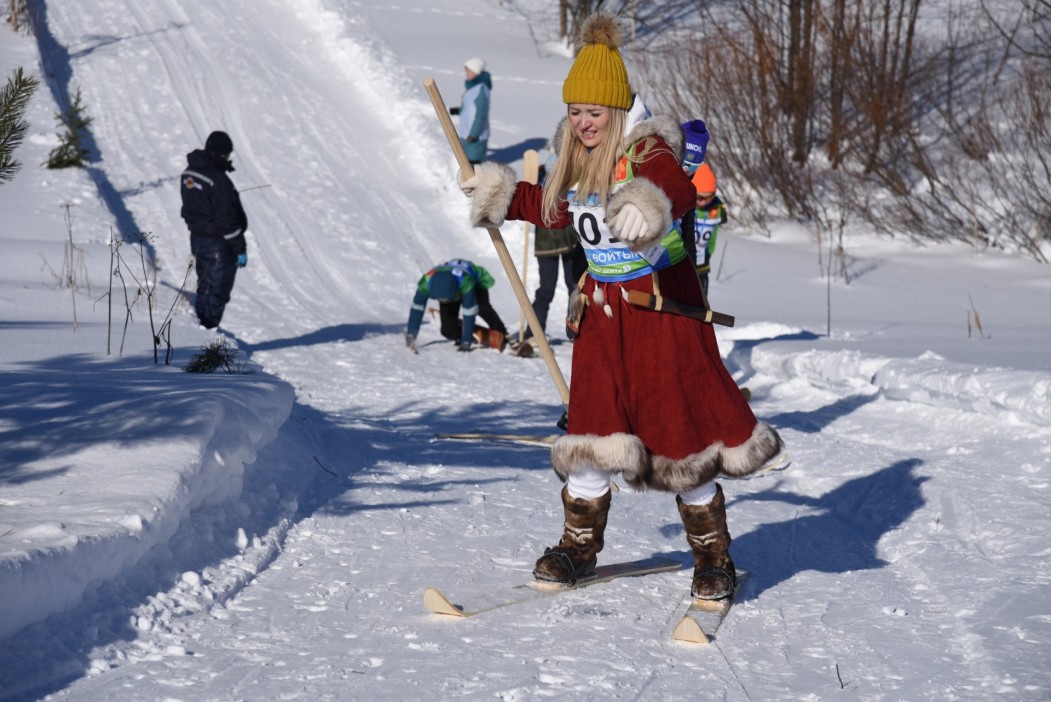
[{"xmin": 1, "ymin": 0, "xmax": 1050, "ymax": 700}]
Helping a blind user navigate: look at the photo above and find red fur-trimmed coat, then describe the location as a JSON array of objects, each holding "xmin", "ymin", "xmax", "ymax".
[{"xmin": 466, "ymin": 115, "xmax": 782, "ymax": 492}]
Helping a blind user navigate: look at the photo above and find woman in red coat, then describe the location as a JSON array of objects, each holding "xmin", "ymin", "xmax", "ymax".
[{"xmin": 459, "ymin": 12, "xmax": 782, "ymax": 601}]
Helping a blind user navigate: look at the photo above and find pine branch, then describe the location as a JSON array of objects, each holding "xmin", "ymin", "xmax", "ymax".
[{"xmin": 0, "ymin": 67, "xmax": 40, "ymax": 184}]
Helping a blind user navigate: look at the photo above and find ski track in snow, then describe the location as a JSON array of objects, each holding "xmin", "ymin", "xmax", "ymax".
[{"xmin": 1, "ymin": 0, "xmax": 1049, "ymax": 700}]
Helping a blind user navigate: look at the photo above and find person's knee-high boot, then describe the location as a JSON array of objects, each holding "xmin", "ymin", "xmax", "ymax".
[
  {"xmin": 677, "ymin": 484, "xmax": 737, "ymax": 600},
  {"xmin": 533, "ymin": 486, "xmax": 611, "ymax": 584}
]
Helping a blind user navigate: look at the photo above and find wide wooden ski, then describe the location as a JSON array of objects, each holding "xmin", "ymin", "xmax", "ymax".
[
  {"xmin": 671, "ymin": 570, "xmax": 749, "ymax": 644},
  {"xmin": 424, "ymin": 556, "xmax": 683, "ymax": 618},
  {"xmin": 433, "ymin": 432, "xmax": 558, "ymax": 447},
  {"xmin": 733, "ymin": 452, "xmax": 791, "ymax": 480}
]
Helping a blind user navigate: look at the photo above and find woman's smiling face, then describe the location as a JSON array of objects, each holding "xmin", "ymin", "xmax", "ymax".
[{"xmin": 568, "ymin": 104, "xmax": 610, "ymax": 148}]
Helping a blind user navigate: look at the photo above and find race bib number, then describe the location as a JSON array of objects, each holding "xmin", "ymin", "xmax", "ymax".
[{"xmin": 568, "ymin": 191, "xmax": 683, "ymax": 282}]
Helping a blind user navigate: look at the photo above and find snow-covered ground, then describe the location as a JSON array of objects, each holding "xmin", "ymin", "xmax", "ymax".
[{"xmin": 1, "ymin": 0, "xmax": 1049, "ymax": 700}]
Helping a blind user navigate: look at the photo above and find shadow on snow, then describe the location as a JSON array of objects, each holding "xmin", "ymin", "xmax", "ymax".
[
  {"xmin": 0, "ymin": 347, "xmax": 559, "ymax": 699},
  {"xmin": 653, "ymin": 461, "xmax": 927, "ymax": 602},
  {"xmin": 731, "ymin": 458, "xmax": 927, "ymax": 601},
  {"xmin": 486, "ymin": 137, "xmax": 548, "ymax": 165},
  {"xmin": 30, "ymin": 1, "xmax": 171, "ymax": 265}
]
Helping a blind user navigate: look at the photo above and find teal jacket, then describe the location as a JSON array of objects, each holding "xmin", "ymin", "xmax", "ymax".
[{"xmin": 458, "ymin": 72, "xmax": 491, "ymax": 163}]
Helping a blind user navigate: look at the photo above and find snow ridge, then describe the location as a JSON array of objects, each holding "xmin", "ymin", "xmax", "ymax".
[{"xmin": 750, "ymin": 344, "xmax": 1051, "ymax": 428}]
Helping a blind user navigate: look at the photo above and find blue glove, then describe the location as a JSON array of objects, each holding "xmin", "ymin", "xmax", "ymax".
[
  {"xmin": 466, "ymin": 135, "xmax": 478, "ymax": 143},
  {"xmin": 237, "ymin": 253, "xmax": 248, "ymax": 268}
]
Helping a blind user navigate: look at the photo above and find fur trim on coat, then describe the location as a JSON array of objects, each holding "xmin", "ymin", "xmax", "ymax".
[
  {"xmin": 551, "ymin": 421, "xmax": 783, "ymax": 492},
  {"xmin": 551, "ymin": 432, "xmax": 650, "ymax": 487},
  {"xmin": 465, "ymin": 161, "xmax": 517, "ymax": 228},
  {"xmin": 550, "ymin": 117, "xmax": 568, "ymax": 156},
  {"xmin": 625, "ymin": 114, "xmax": 684, "ymax": 160}
]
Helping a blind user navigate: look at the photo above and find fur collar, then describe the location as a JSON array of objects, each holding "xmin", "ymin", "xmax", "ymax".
[{"xmin": 625, "ymin": 114, "xmax": 683, "ymax": 159}]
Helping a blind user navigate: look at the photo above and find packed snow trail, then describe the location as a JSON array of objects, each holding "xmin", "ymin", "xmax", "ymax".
[
  {"xmin": 4, "ymin": 0, "xmax": 1049, "ymax": 699},
  {"xmin": 39, "ymin": 0, "xmax": 487, "ymax": 332},
  {"xmin": 29, "ymin": 321, "xmax": 1051, "ymax": 701}
]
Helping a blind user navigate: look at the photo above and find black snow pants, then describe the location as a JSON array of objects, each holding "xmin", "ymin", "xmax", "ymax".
[
  {"xmin": 438, "ymin": 286, "xmax": 507, "ymax": 341},
  {"xmin": 191, "ymin": 234, "xmax": 240, "ymax": 329}
]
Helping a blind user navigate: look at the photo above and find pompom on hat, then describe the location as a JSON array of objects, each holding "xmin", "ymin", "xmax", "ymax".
[
  {"xmin": 681, "ymin": 120, "xmax": 710, "ymax": 173},
  {"xmin": 691, "ymin": 162, "xmax": 717, "ymax": 194},
  {"xmin": 562, "ymin": 12, "xmax": 632, "ymax": 109},
  {"xmin": 464, "ymin": 57, "xmax": 486, "ymax": 75}
]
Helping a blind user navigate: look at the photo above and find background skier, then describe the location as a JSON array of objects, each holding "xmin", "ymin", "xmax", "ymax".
[{"xmin": 405, "ymin": 258, "xmax": 508, "ymax": 353}]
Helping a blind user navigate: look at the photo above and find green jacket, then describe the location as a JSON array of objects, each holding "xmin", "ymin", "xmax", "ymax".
[{"xmin": 534, "ymin": 224, "xmax": 577, "ymax": 258}]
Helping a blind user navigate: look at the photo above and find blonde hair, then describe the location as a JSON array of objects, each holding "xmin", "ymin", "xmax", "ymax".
[{"xmin": 541, "ymin": 108, "xmax": 628, "ymax": 226}]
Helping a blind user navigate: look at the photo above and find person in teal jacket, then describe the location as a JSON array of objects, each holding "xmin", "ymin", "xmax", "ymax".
[
  {"xmin": 405, "ymin": 259, "xmax": 508, "ymax": 352},
  {"xmin": 449, "ymin": 57, "xmax": 491, "ymax": 164}
]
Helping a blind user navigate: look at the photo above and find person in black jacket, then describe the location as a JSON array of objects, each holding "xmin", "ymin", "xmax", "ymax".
[{"xmin": 180, "ymin": 131, "xmax": 248, "ymax": 330}]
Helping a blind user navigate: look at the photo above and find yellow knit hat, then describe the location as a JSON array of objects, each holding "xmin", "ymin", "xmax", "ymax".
[{"xmin": 562, "ymin": 13, "xmax": 632, "ymax": 109}]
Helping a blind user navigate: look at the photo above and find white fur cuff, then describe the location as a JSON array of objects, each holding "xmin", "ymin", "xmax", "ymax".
[{"xmin": 468, "ymin": 161, "xmax": 517, "ymax": 229}]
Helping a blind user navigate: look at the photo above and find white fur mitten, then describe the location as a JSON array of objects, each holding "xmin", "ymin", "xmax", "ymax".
[
  {"xmin": 457, "ymin": 161, "xmax": 517, "ymax": 228},
  {"xmin": 606, "ymin": 177, "xmax": 673, "ymax": 249},
  {"xmin": 607, "ymin": 203, "xmax": 649, "ymax": 242}
]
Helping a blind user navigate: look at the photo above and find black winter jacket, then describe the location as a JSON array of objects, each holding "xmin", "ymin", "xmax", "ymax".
[{"xmin": 180, "ymin": 149, "xmax": 248, "ymax": 253}]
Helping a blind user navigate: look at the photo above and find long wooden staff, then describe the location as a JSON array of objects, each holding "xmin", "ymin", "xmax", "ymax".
[
  {"xmin": 423, "ymin": 78, "xmax": 569, "ymax": 407},
  {"xmin": 518, "ymin": 149, "xmax": 539, "ymax": 339}
]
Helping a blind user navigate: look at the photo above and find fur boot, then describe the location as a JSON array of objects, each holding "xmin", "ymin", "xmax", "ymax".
[
  {"xmin": 677, "ymin": 484, "xmax": 736, "ymax": 600},
  {"xmin": 533, "ymin": 486, "xmax": 611, "ymax": 584},
  {"xmin": 472, "ymin": 327, "xmax": 507, "ymax": 351}
]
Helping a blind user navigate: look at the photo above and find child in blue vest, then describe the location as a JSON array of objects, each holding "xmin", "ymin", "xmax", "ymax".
[
  {"xmin": 405, "ymin": 259, "xmax": 507, "ymax": 352},
  {"xmin": 682, "ymin": 163, "xmax": 727, "ymax": 296}
]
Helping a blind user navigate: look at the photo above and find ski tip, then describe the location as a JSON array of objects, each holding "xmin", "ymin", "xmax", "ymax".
[
  {"xmin": 672, "ymin": 616, "xmax": 711, "ymax": 644},
  {"xmin": 762, "ymin": 452, "xmax": 791, "ymax": 472},
  {"xmin": 423, "ymin": 587, "xmax": 466, "ymax": 617}
]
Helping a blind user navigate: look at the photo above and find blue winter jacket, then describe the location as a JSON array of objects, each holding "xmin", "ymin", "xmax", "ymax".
[
  {"xmin": 180, "ymin": 149, "xmax": 248, "ymax": 254},
  {"xmin": 457, "ymin": 72, "xmax": 491, "ymax": 163}
]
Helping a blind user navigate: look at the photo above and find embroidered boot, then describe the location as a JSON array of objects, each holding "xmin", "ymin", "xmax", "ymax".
[
  {"xmin": 677, "ymin": 484, "xmax": 737, "ymax": 600},
  {"xmin": 533, "ymin": 485, "xmax": 611, "ymax": 584}
]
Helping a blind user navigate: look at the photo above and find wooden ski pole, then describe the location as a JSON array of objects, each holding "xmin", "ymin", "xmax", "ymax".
[
  {"xmin": 519, "ymin": 221, "xmax": 530, "ymax": 341},
  {"xmin": 519, "ymin": 149, "xmax": 539, "ymax": 340},
  {"xmin": 423, "ymin": 77, "xmax": 569, "ymax": 407}
]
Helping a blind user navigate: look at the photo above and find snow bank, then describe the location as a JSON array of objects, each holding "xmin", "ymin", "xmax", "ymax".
[
  {"xmin": 751, "ymin": 344, "xmax": 1051, "ymax": 428},
  {"xmin": 0, "ymin": 369, "xmax": 294, "ymax": 639},
  {"xmin": 874, "ymin": 352, "xmax": 1051, "ymax": 428}
]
